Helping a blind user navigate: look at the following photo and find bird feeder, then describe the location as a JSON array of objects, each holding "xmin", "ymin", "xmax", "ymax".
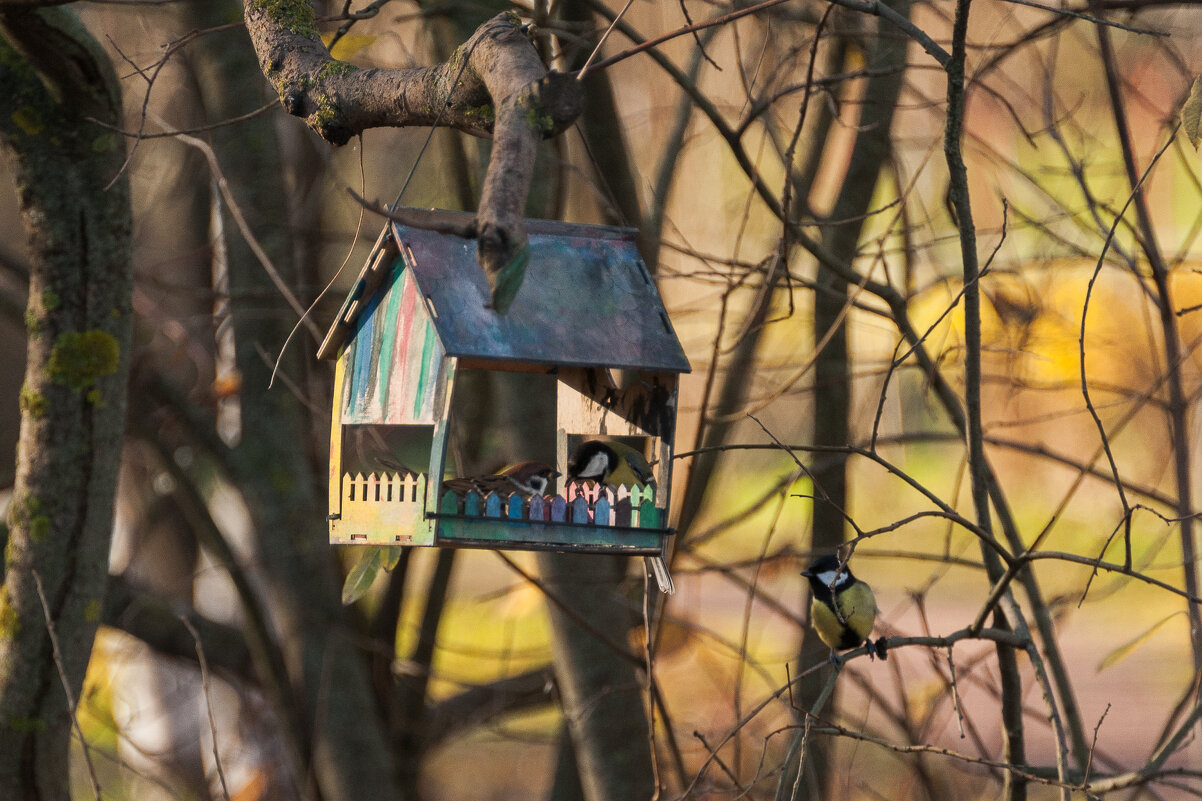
[{"xmin": 317, "ymin": 209, "xmax": 690, "ymax": 578}]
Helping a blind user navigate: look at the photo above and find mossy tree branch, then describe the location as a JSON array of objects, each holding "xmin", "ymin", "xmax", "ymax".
[
  {"xmin": 241, "ymin": 3, "xmax": 583, "ymax": 305},
  {"xmin": 0, "ymin": 7, "xmax": 131, "ymax": 799}
]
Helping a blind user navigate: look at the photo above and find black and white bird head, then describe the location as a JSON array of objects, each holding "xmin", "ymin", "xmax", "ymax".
[
  {"xmin": 567, "ymin": 440, "xmax": 656, "ymax": 488},
  {"xmin": 801, "ymin": 555, "xmax": 854, "ymax": 600},
  {"xmin": 502, "ymin": 461, "xmax": 560, "ymax": 496},
  {"xmin": 567, "ymin": 440, "xmax": 617, "ymax": 482}
]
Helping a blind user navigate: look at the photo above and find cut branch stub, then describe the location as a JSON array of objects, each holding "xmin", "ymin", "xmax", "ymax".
[{"xmin": 242, "ymin": 4, "xmax": 584, "ymax": 312}]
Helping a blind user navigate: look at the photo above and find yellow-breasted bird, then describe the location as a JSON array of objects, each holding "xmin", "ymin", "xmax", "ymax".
[
  {"xmin": 443, "ymin": 461, "xmax": 560, "ymax": 498},
  {"xmin": 802, "ymin": 555, "xmax": 886, "ymax": 663},
  {"xmin": 567, "ymin": 439, "xmax": 657, "ymax": 489},
  {"xmin": 567, "ymin": 439, "xmax": 674, "ymax": 595}
]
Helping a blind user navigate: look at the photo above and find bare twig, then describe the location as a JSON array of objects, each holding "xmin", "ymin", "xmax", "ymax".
[
  {"xmin": 582, "ymin": 0, "xmax": 792, "ymax": 77},
  {"xmin": 1093, "ymin": 0, "xmax": 1202, "ymax": 671},
  {"xmin": 30, "ymin": 570, "xmax": 102, "ymax": 801},
  {"xmin": 946, "ymin": 645, "xmax": 967, "ymax": 739},
  {"xmin": 169, "ymin": 129, "xmax": 322, "ymax": 342},
  {"xmin": 346, "ymin": 190, "xmax": 477, "ymax": 237},
  {"xmin": 180, "ymin": 616, "xmax": 232, "ymax": 801}
]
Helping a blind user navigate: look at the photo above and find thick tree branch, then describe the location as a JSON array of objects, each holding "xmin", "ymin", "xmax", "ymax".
[
  {"xmin": 241, "ymin": 4, "xmax": 583, "ymax": 309},
  {"xmin": 0, "ymin": 8, "xmax": 132, "ymax": 798}
]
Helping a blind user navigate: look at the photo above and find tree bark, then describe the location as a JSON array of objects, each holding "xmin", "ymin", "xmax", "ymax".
[
  {"xmin": 796, "ymin": 4, "xmax": 909, "ymax": 798},
  {"xmin": 541, "ymin": 554, "xmax": 654, "ymax": 801},
  {"xmin": 182, "ymin": 4, "xmax": 403, "ymax": 799},
  {"xmin": 188, "ymin": 6, "xmax": 403, "ymax": 798},
  {"xmin": 0, "ymin": 8, "xmax": 131, "ymax": 799},
  {"xmin": 241, "ymin": 3, "xmax": 582, "ymax": 306}
]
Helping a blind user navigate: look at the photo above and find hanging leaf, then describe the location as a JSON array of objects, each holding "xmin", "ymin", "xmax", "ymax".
[
  {"xmin": 1096, "ymin": 611, "xmax": 1183, "ymax": 671},
  {"xmin": 380, "ymin": 545, "xmax": 404, "ymax": 572},
  {"xmin": 321, "ymin": 33, "xmax": 377, "ymax": 61},
  {"xmin": 487, "ymin": 243, "xmax": 530, "ymax": 314},
  {"xmin": 341, "ymin": 547, "xmax": 385, "ymax": 605},
  {"xmin": 1182, "ymin": 73, "xmax": 1202, "ymax": 149}
]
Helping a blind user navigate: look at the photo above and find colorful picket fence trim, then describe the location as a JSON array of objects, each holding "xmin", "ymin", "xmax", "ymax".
[
  {"xmin": 338, "ymin": 473, "xmax": 666, "ymax": 534},
  {"xmin": 343, "ymin": 471, "xmax": 426, "ymax": 504},
  {"xmin": 335, "ymin": 471, "xmax": 428, "ymax": 544},
  {"xmin": 438, "ymin": 481, "xmax": 664, "ymax": 530}
]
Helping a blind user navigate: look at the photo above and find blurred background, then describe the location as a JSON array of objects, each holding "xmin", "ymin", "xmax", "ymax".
[{"xmin": 4, "ymin": 1, "xmax": 1202, "ymax": 799}]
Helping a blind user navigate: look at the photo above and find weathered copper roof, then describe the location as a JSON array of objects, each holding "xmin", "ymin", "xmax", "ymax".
[{"xmin": 322, "ymin": 209, "xmax": 690, "ymax": 374}]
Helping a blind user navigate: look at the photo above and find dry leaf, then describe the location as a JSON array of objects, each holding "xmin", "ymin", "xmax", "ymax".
[
  {"xmin": 1182, "ymin": 73, "xmax": 1202, "ymax": 149},
  {"xmin": 1096, "ymin": 611, "xmax": 1183, "ymax": 672}
]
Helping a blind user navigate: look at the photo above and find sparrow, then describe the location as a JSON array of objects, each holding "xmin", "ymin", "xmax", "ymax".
[
  {"xmin": 802, "ymin": 555, "xmax": 886, "ymax": 664},
  {"xmin": 442, "ymin": 461, "xmax": 560, "ymax": 498}
]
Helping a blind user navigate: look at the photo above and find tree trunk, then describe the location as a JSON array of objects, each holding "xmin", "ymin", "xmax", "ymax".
[
  {"xmin": 181, "ymin": 4, "xmax": 402, "ymax": 799},
  {"xmin": 0, "ymin": 8, "xmax": 131, "ymax": 799},
  {"xmin": 541, "ymin": 554, "xmax": 654, "ymax": 801},
  {"xmin": 796, "ymin": 4, "xmax": 910, "ymax": 798}
]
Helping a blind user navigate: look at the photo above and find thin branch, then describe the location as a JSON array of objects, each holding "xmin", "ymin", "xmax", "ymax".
[
  {"xmin": 171, "ymin": 129, "xmax": 322, "ymax": 342},
  {"xmin": 180, "ymin": 616, "xmax": 232, "ymax": 801},
  {"xmin": 31, "ymin": 570, "xmax": 102, "ymax": 801},
  {"xmin": 86, "ymin": 101, "xmax": 276, "ymax": 139},
  {"xmin": 582, "ymin": 0, "xmax": 792, "ymax": 76}
]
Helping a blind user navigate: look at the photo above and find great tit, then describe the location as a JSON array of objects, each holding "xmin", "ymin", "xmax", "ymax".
[
  {"xmin": 443, "ymin": 461, "xmax": 560, "ymax": 498},
  {"xmin": 567, "ymin": 439, "xmax": 657, "ymax": 489},
  {"xmin": 568, "ymin": 439, "xmax": 674, "ymax": 595},
  {"xmin": 802, "ymin": 555, "xmax": 886, "ymax": 662}
]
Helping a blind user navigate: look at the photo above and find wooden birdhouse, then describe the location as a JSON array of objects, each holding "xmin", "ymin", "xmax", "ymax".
[{"xmin": 318, "ymin": 209, "xmax": 690, "ymax": 590}]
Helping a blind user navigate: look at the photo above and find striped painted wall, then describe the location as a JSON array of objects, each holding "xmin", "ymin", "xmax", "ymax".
[{"xmin": 340, "ymin": 259, "xmax": 446, "ymax": 425}]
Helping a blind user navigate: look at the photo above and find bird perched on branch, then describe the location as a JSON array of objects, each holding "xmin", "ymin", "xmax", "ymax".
[
  {"xmin": 443, "ymin": 461, "xmax": 559, "ymax": 498},
  {"xmin": 802, "ymin": 555, "xmax": 886, "ymax": 664},
  {"xmin": 567, "ymin": 439, "xmax": 656, "ymax": 489}
]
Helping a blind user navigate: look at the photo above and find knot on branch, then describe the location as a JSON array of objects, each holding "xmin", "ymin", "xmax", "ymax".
[{"xmin": 515, "ymin": 72, "xmax": 584, "ymax": 138}]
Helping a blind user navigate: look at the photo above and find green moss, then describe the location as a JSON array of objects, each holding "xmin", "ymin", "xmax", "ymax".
[
  {"xmin": 24, "ymin": 307, "xmax": 39, "ymax": 336},
  {"xmin": 248, "ymin": 0, "xmax": 319, "ymax": 38},
  {"xmin": 14, "ymin": 495, "xmax": 46, "ymax": 540},
  {"xmin": 320, "ymin": 60, "xmax": 357, "ymax": 79},
  {"xmin": 11, "ymin": 106, "xmax": 43, "ymax": 136},
  {"xmin": 0, "ymin": 588, "xmax": 19, "ymax": 640},
  {"xmin": 313, "ymin": 93, "xmax": 337, "ymax": 128},
  {"xmin": 28, "ymin": 515, "xmax": 49, "ymax": 543},
  {"xmin": 91, "ymin": 132, "xmax": 117, "ymax": 153},
  {"xmin": 84, "ymin": 598, "xmax": 102, "ymax": 623},
  {"xmin": 86, "ymin": 388, "xmax": 103, "ymax": 407},
  {"xmin": 48, "ymin": 330, "xmax": 120, "ymax": 392},
  {"xmin": 19, "ymin": 385, "xmax": 47, "ymax": 419},
  {"xmin": 41, "ymin": 289, "xmax": 60, "ymax": 311},
  {"xmin": 524, "ymin": 106, "xmax": 555, "ymax": 135},
  {"xmin": 465, "ymin": 104, "xmax": 495, "ymax": 125}
]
